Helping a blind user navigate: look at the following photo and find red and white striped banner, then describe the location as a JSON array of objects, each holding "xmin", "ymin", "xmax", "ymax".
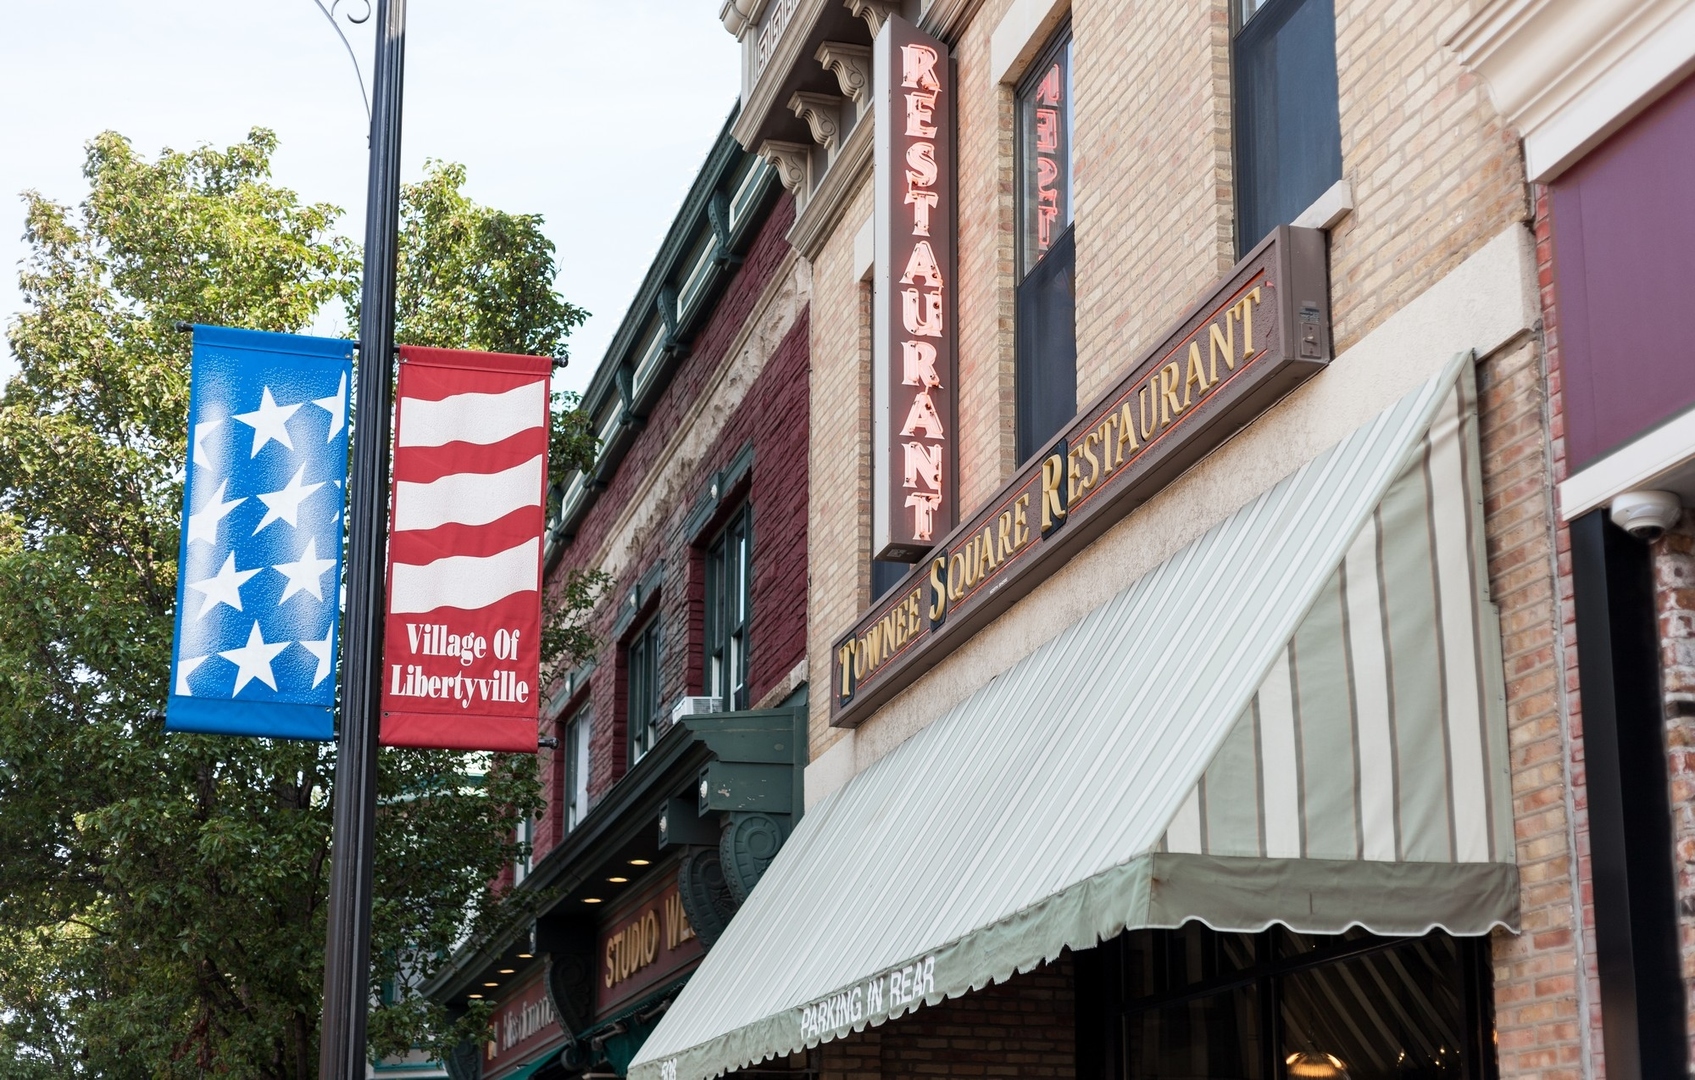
[{"xmin": 379, "ymin": 346, "xmax": 550, "ymax": 752}]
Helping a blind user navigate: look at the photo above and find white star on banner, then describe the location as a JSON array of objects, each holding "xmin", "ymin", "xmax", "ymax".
[
  {"xmin": 186, "ymin": 479, "xmax": 244, "ymax": 548},
  {"xmin": 220, "ymin": 621, "xmax": 290, "ymax": 694},
  {"xmin": 175, "ymin": 655, "xmax": 206, "ymax": 696},
  {"xmin": 232, "ymin": 387, "xmax": 301, "ymax": 457},
  {"xmin": 312, "ymin": 372, "xmax": 347, "ymax": 441},
  {"xmin": 272, "ymin": 537, "xmax": 337, "ymax": 603},
  {"xmin": 254, "ymin": 466, "xmax": 325, "ymax": 534},
  {"xmin": 299, "ymin": 626, "xmax": 334, "ymax": 688},
  {"xmin": 186, "ymin": 552, "xmax": 261, "ymax": 618},
  {"xmin": 192, "ymin": 418, "xmax": 223, "ymax": 469}
]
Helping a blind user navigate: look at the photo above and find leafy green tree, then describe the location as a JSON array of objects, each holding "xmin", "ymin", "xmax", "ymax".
[{"xmin": 0, "ymin": 130, "xmax": 598, "ymax": 1078}]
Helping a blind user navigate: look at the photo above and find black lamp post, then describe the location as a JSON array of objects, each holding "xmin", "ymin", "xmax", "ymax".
[{"xmin": 319, "ymin": 0, "xmax": 405, "ymax": 1075}]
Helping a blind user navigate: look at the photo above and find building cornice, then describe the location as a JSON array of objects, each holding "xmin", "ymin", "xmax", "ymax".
[
  {"xmin": 1446, "ymin": 0, "xmax": 1695, "ymax": 181},
  {"xmin": 732, "ymin": 0, "xmax": 834, "ymax": 149},
  {"xmin": 786, "ymin": 115, "xmax": 874, "ymax": 260}
]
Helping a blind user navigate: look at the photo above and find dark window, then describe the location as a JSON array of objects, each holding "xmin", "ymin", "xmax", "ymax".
[
  {"xmin": 627, "ymin": 615, "xmax": 663, "ymax": 763},
  {"xmin": 1015, "ymin": 27, "xmax": 1077, "ymax": 464},
  {"xmin": 564, "ymin": 702, "xmax": 591, "ymax": 830},
  {"xmin": 705, "ymin": 506, "xmax": 752, "ymax": 711},
  {"xmin": 1078, "ymin": 923, "xmax": 1495, "ymax": 1080},
  {"xmin": 871, "ymin": 559, "xmax": 907, "ymax": 601},
  {"xmin": 1233, "ymin": 0, "xmax": 1342, "ymax": 255}
]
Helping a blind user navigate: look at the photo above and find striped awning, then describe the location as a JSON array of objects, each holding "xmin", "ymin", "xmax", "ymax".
[{"xmin": 628, "ymin": 355, "xmax": 1515, "ymax": 1080}]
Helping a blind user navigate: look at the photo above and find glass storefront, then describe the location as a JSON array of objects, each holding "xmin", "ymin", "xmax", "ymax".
[{"xmin": 1080, "ymin": 923, "xmax": 1494, "ymax": 1080}]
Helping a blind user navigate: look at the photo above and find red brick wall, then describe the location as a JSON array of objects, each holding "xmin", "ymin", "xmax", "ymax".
[
  {"xmin": 530, "ymin": 192, "xmax": 809, "ymax": 861},
  {"xmin": 1519, "ymin": 181, "xmax": 1604, "ymax": 1080},
  {"xmin": 819, "ymin": 958, "xmax": 1075, "ymax": 1080}
]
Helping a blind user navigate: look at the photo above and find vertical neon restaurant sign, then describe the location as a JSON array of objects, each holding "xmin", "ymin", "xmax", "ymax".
[{"xmin": 872, "ymin": 15, "xmax": 955, "ymax": 562}]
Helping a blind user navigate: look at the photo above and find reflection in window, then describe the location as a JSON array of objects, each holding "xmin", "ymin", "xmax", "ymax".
[{"xmin": 1014, "ymin": 26, "xmax": 1078, "ymax": 463}]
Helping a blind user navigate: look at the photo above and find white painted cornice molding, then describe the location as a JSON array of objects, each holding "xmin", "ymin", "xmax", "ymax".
[
  {"xmin": 757, "ymin": 140, "xmax": 812, "ymax": 194},
  {"xmin": 1446, "ymin": 0, "xmax": 1695, "ymax": 181},
  {"xmin": 789, "ymin": 91, "xmax": 846, "ymax": 150},
  {"xmin": 817, "ymin": 41, "xmax": 872, "ymax": 106},
  {"xmin": 720, "ymin": 0, "xmax": 767, "ymax": 36},
  {"xmin": 846, "ymin": 0, "xmax": 899, "ymax": 37}
]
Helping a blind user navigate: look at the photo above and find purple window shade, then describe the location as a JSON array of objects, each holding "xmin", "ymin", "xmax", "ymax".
[{"xmin": 1551, "ymin": 74, "xmax": 1695, "ymax": 472}]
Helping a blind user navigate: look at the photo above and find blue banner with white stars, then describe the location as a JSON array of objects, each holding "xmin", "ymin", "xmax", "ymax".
[{"xmin": 165, "ymin": 325, "xmax": 353, "ymax": 740}]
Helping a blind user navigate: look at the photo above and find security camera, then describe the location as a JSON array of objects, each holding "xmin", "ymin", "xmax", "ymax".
[{"xmin": 1610, "ymin": 489, "xmax": 1682, "ymax": 541}]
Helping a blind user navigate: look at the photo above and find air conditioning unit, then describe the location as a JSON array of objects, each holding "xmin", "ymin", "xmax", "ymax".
[{"xmin": 670, "ymin": 696, "xmax": 722, "ymax": 724}]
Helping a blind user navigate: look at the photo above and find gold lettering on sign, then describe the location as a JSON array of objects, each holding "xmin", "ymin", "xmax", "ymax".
[
  {"xmin": 605, "ymin": 910, "xmax": 660, "ymax": 989},
  {"xmin": 1041, "ymin": 453, "xmax": 1067, "ymax": 531},
  {"xmin": 929, "ymin": 557, "xmax": 948, "ymax": 621},
  {"xmin": 664, "ymin": 891, "xmax": 695, "ymax": 950}
]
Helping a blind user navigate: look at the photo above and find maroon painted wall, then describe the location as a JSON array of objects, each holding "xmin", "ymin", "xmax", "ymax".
[
  {"xmin": 529, "ymin": 193, "xmax": 808, "ymax": 861},
  {"xmin": 1551, "ymin": 74, "xmax": 1695, "ymax": 471}
]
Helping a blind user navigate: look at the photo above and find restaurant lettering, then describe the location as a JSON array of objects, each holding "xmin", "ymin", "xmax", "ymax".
[
  {"xmin": 833, "ymin": 227, "xmax": 1332, "ymax": 726},
  {"xmin": 873, "ymin": 16, "xmax": 956, "ymax": 562}
]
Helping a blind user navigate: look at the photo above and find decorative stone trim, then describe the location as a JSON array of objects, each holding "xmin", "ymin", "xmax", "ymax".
[
  {"xmin": 757, "ymin": 140, "xmax": 812, "ymax": 194},
  {"xmin": 1447, "ymin": 0, "xmax": 1695, "ymax": 181},
  {"xmin": 846, "ymin": 0, "xmax": 898, "ymax": 37},
  {"xmin": 816, "ymin": 41, "xmax": 872, "ymax": 107},
  {"xmin": 789, "ymin": 91, "xmax": 846, "ymax": 151},
  {"xmin": 719, "ymin": 0, "xmax": 766, "ymax": 35},
  {"xmin": 786, "ymin": 113, "xmax": 874, "ymax": 262}
]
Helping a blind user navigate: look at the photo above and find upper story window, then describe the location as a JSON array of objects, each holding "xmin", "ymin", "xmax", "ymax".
[
  {"xmin": 1015, "ymin": 26, "xmax": 1078, "ymax": 464},
  {"xmin": 513, "ymin": 815, "xmax": 534, "ymax": 886},
  {"xmin": 1232, "ymin": 0, "xmax": 1342, "ymax": 255},
  {"xmin": 564, "ymin": 702, "xmax": 592, "ymax": 831},
  {"xmin": 704, "ymin": 506, "xmax": 752, "ymax": 711},
  {"xmin": 627, "ymin": 615, "xmax": 664, "ymax": 764}
]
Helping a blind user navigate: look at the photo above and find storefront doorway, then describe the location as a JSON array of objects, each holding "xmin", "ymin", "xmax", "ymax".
[{"xmin": 1077, "ymin": 922, "xmax": 1495, "ymax": 1080}]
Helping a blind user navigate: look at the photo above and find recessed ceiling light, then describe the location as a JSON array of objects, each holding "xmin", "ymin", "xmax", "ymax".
[
  {"xmin": 468, "ymin": 994, "xmax": 483, "ymax": 1000},
  {"xmin": 608, "ymin": 876, "xmax": 628, "ymax": 883},
  {"xmin": 516, "ymin": 953, "xmax": 533, "ymax": 959},
  {"xmin": 629, "ymin": 859, "xmax": 650, "ymax": 866},
  {"xmin": 498, "ymin": 968, "xmax": 515, "ymax": 974},
  {"xmin": 584, "ymin": 897, "xmax": 602, "ymax": 904},
  {"xmin": 483, "ymin": 982, "xmax": 499, "ymax": 987}
]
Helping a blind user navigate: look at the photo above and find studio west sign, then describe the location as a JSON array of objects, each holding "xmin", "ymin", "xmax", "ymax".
[
  {"xmin": 832, "ymin": 225, "xmax": 1332, "ymax": 726},
  {"xmin": 872, "ymin": 15, "xmax": 956, "ymax": 562}
]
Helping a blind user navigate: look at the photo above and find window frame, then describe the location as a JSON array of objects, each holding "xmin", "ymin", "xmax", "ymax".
[
  {"xmin": 1014, "ymin": 23, "xmax": 1075, "ymax": 280},
  {"xmin": 1012, "ymin": 22, "xmax": 1079, "ymax": 465},
  {"xmin": 626, "ymin": 613, "xmax": 664, "ymax": 764},
  {"xmin": 563, "ymin": 701, "xmax": 592, "ymax": 831},
  {"xmin": 1230, "ymin": 0, "xmax": 1343, "ymax": 256},
  {"xmin": 703, "ymin": 504, "xmax": 753, "ymax": 712}
]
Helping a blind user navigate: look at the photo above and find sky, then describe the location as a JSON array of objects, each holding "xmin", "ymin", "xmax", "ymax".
[{"xmin": 0, "ymin": 1, "xmax": 742, "ymax": 398}]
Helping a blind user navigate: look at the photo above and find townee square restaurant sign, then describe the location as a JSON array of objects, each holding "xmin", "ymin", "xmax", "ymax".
[
  {"xmin": 873, "ymin": 16, "xmax": 956, "ymax": 563},
  {"xmin": 834, "ymin": 226, "xmax": 1333, "ymax": 727}
]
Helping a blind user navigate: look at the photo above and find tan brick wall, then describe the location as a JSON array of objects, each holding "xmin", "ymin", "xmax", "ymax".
[
  {"xmin": 1329, "ymin": 0, "xmax": 1526, "ymax": 352},
  {"xmin": 1476, "ymin": 333, "xmax": 1593, "ymax": 1080},
  {"xmin": 807, "ymin": 178, "xmax": 874, "ymax": 759},
  {"xmin": 1535, "ymin": 180, "xmax": 1607, "ymax": 1079},
  {"xmin": 818, "ymin": 959, "xmax": 1074, "ymax": 1080},
  {"xmin": 1071, "ymin": 0, "xmax": 1236, "ymax": 409},
  {"xmin": 952, "ymin": 0, "xmax": 1020, "ymax": 511}
]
